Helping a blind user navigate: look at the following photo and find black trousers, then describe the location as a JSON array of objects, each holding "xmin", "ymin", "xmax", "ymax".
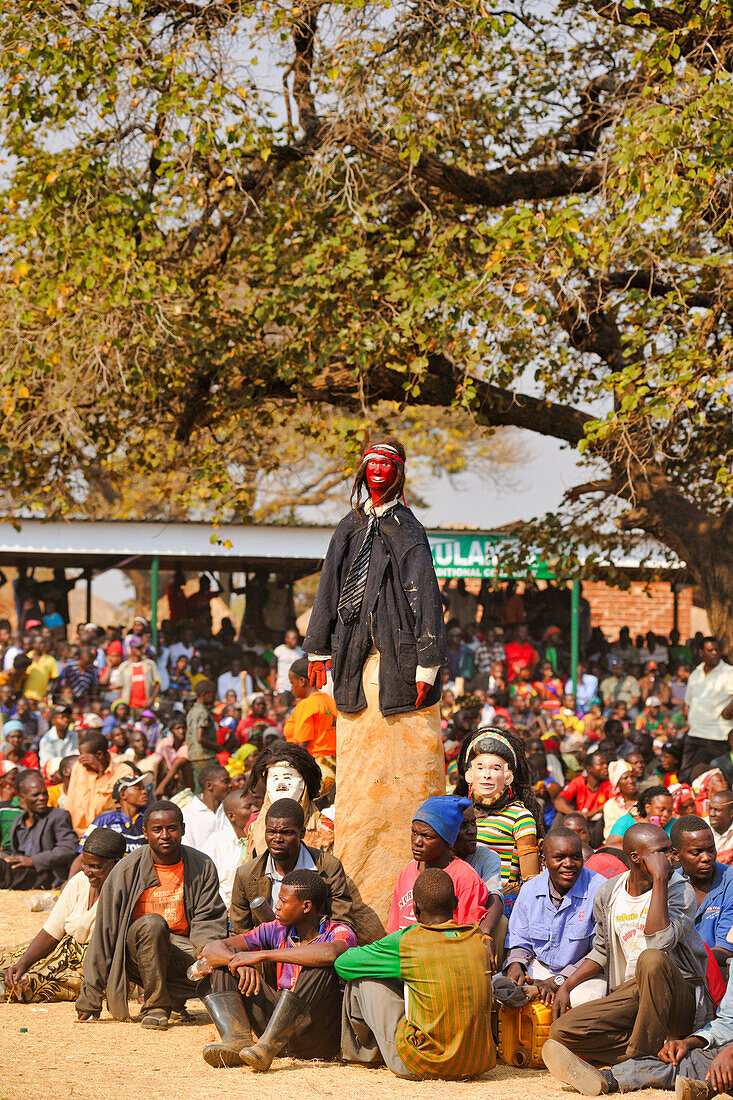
[
  {"xmin": 679, "ymin": 735, "xmax": 728, "ymax": 783},
  {"xmin": 125, "ymin": 913, "xmax": 207, "ymax": 1014},
  {"xmin": 211, "ymin": 964, "xmax": 343, "ymax": 1059},
  {"xmin": 0, "ymin": 859, "xmax": 54, "ymax": 890}
]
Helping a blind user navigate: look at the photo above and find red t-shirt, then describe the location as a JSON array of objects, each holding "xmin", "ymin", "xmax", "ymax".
[
  {"xmin": 560, "ymin": 775, "xmax": 613, "ymax": 818},
  {"xmin": 128, "ymin": 661, "xmax": 147, "ymax": 708},
  {"xmin": 387, "ymin": 857, "xmax": 489, "ymax": 932},
  {"xmin": 505, "ymin": 641, "xmax": 539, "ymax": 680}
]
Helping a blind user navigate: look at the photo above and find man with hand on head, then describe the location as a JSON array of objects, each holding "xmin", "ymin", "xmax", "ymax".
[
  {"xmin": 543, "ymin": 823, "xmax": 710, "ymax": 1093},
  {"xmin": 75, "ymin": 799, "xmax": 227, "ymax": 1029},
  {"xmin": 503, "ymin": 827, "xmax": 606, "ymax": 1007},
  {"xmin": 337, "ymin": 867, "xmax": 495, "ymax": 1080},
  {"xmin": 65, "ymin": 731, "xmax": 135, "ymax": 836},
  {"xmin": 229, "ymin": 798, "xmax": 353, "ymax": 935}
]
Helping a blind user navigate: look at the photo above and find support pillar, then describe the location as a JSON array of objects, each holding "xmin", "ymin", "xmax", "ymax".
[
  {"xmin": 570, "ymin": 579, "xmax": 580, "ymax": 697},
  {"xmin": 150, "ymin": 556, "xmax": 159, "ymax": 647}
]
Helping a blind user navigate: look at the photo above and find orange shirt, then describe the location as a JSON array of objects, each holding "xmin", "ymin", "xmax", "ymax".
[
  {"xmin": 132, "ymin": 860, "xmax": 189, "ymax": 935},
  {"xmin": 283, "ymin": 692, "xmax": 336, "ymax": 757},
  {"xmin": 65, "ymin": 758, "xmax": 135, "ymax": 836}
]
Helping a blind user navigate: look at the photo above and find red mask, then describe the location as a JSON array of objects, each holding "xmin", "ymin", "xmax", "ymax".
[{"xmin": 365, "ymin": 455, "xmax": 397, "ymax": 505}]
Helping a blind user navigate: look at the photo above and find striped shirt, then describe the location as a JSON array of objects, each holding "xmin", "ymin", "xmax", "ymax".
[
  {"xmin": 335, "ymin": 921, "xmax": 494, "ymax": 1080},
  {"xmin": 475, "ymin": 801, "xmax": 537, "ymax": 887}
]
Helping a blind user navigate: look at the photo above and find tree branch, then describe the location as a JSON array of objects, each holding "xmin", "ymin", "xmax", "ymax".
[{"xmin": 603, "ymin": 270, "xmax": 716, "ymax": 308}]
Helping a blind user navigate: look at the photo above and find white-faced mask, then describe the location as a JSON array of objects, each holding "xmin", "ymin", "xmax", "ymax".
[
  {"xmin": 266, "ymin": 763, "xmax": 305, "ymax": 804},
  {"xmin": 466, "ymin": 752, "xmax": 514, "ymax": 805}
]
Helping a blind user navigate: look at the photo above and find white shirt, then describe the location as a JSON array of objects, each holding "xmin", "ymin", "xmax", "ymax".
[
  {"xmin": 685, "ymin": 660, "xmax": 733, "ymax": 741},
  {"xmin": 203, "ymin": 820, "xmax": 247, "ymax": 907},
  {"xmin": 181, "ymin": 796, "xmax": 227, "ymax": 853},
  {"xmin": 3, "ymin": 646, "xmax": 21, "ymax": 672},
  {"xmin": 610, "ymin": 884, "xmax": 652, "ymax": 981},
  {"xmin": 265, "ymin": 843, "xmax": 316, "ymax": 906},
  {"xmin": 43, "ymin": 871, "xmax": 98, "ymax": 944},
  {"xmin": 217, "ymin": 670, "xmax": 244, "ymax": 702},
  {"xmin": 713, "ymin": 821, "xmax": 733, "ymax": 855},
  {"xmin": 39, "ymin": 728, "xmax": 79, "ymax": 770},
  {"xmin": 169, "ymin": 642, "xmax": 197, "ymax": 668},
  {"xmin": 273, "ymin": 644, "xmax": 304, "ymax": 695}
]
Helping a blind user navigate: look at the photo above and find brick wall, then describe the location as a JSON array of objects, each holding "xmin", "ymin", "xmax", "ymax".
[{"xmin": 583, "ymin": 580, "xmax": 693, "ymax": 640}]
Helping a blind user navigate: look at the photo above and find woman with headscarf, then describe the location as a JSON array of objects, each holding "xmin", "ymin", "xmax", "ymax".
[
  {"xmin": 606, "ymin": 784, "xmax": 674, "ymax": 847},
  {"xmin": 454, "ymin": 727, "xmax": 541, "ymax": 908},
  {"xmin": 244, "ymin": 743, "xmax": 332, "ymax": 859},
  {"xmin": 693, "ymin": 768, "xmax": 729, "ymax": 818},
  {"xmin": 1, "ymin": 826, "xmax": 126, "ymax": 1002},
  {"xmin": 602, "ymin": 760, "xmax": 639, "ymax": 840}
]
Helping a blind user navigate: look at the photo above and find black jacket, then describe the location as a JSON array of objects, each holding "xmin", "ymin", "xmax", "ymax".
[
  {"xmin": 303, "ymin": 503, "xmax": 446, "ymax": 716},
  {"xmin": 10, "ymin": 807, "xmax": 78, "ymax": 886}
]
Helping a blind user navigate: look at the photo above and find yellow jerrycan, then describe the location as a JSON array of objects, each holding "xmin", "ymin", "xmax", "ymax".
[{"xmin": 497, "ymin": 1000, "xmax": 553, "ymax": 1069}]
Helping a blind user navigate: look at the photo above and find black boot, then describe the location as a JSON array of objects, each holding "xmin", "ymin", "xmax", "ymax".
[
  {"xmin": 238, "ymin": 990, "xmax": 311, "ymax": 1072},
  {"xmin": 202, "ymin": 991, "xmax": 253, "ymax": 1067}
]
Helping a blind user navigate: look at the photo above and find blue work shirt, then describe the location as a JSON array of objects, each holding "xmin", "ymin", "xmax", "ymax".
[
  {"xmin": 506, "ymin": 866, "xmax": 604, "ymax": 972},
  {"xmin": 673, "ymin": 862, "xmax": 733, "ymax": 953}
]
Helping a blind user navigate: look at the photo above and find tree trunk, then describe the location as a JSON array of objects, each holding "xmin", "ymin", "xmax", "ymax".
[
  {"xmin": 687, "ymin": 545, "xmax": 733, "ymax": 657},
  {"xmin": 124, "ymin": 568, "xmax": 150, "ymax": 619}
]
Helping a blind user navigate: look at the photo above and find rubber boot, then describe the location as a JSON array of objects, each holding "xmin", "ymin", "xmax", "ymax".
[
  {"xmin": 202, "ymin": 991, "xmax": 253, "ymax": 1068},
  {"xmin": 238, "ymin": 989, "xmax": 311, "ymax": 1072}
]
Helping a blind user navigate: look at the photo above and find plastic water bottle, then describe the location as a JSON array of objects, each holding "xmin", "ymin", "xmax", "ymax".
[
  {"xmin": 187, "ymin": 957, "xmax": 212, "ymax": 981},
  {"xmin": 26, "ymin": 893, "xmax": 57, "ymax": 912},
  {"xmin": 251, "ymin": 895, "xmax": 276, "ymax": 923}
]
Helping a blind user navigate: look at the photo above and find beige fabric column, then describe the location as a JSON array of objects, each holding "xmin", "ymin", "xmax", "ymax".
[{"xmin": 334, "ymin": 650, "xmax": 444, "ymax": 943}]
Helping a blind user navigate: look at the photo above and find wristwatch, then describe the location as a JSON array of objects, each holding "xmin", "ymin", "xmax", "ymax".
[{"xmin": 553, "ymin": 975, "xmax": 566, "ymax": 987}]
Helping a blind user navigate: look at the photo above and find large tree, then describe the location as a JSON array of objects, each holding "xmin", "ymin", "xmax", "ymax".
[{"xmin": 0, "ymin": 1, "xmax": 731, "ymax": 642}]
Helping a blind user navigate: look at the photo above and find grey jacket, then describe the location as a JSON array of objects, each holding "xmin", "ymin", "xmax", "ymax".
[
  {"xmin": 76, "ymin": 843, "xmax": 226, "ymax": 1019},
  {"xmin": 10, "ymin": 807, "xmax": 78, "ymax": 886},
  {"xmin": 587, "ymin": 871, "xmax": 708, "ymax": 991}
]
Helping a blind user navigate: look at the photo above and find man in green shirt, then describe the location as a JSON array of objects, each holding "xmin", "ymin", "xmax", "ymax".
[
  {"xmin": 335, "ymin": 867, "xmax": 495, "ymax": 1080},
  {"xmin": 185, "ymin": 679, "xmax": 219, "ymax": 791}
]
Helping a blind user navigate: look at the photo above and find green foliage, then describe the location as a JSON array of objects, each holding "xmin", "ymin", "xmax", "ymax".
[{"xmin": 0, "ymin": 0, "xmax": 730, "ymax": 582}]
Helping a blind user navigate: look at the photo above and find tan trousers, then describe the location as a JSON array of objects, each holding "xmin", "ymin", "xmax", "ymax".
[{"xmin": 548, "ymin": 948, "xmax": 698, "ymax": 1064}]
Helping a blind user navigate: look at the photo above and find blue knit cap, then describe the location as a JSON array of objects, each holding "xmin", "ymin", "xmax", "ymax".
[{"xmin": 412, "ymin": 795, "xmax": 471, "ymax": 846}]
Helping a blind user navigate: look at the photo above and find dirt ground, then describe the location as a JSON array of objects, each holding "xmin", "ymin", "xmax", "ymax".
[{"xmin": 0, "ymin": 889, "xmax": 670, "ymax": 1100}]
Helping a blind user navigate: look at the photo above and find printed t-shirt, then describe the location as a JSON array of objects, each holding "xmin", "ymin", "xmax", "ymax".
[
  {"xmin": 242, "ymin": 916, "xmax": 356, "ymax": 990},
  {"xmin": 132, "ymin": 860, "xmax": 189, "ymax": 935},
  {"xmin": 560, "ymin": 775, "xmax": 613, "ymax": 818},
  {"xmin": 475, "ymin": 801, "xmax": 537, "ymax": 887},
  {"xmin": 128, "ymin": 662, "xmax": 147, "ymax": 708},
  {"xmin": 610, "ymin": 884, "xmax": 652, "ymax": 980},
  {"xmin": 283, "ymin": 692, "xmax": 336, "ymax": 757},
  {"xmin": 387, "ymin": 857, "xmax": 489, "ymax": 932}
]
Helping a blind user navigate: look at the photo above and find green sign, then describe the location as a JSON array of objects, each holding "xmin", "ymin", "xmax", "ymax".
[{"xmin": 427, "ymin": 533, "xmax": 553, "ymax": 580}]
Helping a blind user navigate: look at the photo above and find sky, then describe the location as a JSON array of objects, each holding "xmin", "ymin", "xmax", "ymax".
[{"xmin": 101, "ymin": 429, "xmax": 581, "ymax": 607}]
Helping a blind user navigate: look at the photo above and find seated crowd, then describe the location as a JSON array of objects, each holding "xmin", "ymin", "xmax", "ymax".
[{"xmin": 1, "ymin": 573, "xmax": 733, "ymax": 1089}]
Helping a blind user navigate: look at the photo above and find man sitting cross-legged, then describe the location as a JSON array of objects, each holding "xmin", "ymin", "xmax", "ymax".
[
  {"xmin": 197, "ymin": 868, "xmax": 356, "ymax": 1070},
  {"xmin": 535, "ymin": 950, "xmax": 733, "ymax": 1098},
  {"xmin": 336, "ymin": 867, "xmax": 495, "ymax": 1080},
  {"xmin": 75, "ymin": 799, "xmax": 227, "ymax": 1029},
  {"xmin": 542, "ymin": 823, "xmax": 711, "ymax": 1089},
  {"xmin": 502, "ymin": 827, "xmax": 606, "ymax": 1007}
]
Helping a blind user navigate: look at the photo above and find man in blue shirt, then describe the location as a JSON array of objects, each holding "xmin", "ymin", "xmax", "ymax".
[
  {"xmin": 504, "ymin": 828, "xmax": 605, "ymax": 1006},
  {"xmin": 671, "ymin": 815, "xmax": 733, "ymax": 972}
]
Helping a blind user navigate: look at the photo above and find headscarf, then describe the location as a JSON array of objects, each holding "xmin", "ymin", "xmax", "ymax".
[
  {"xmin": 82, "ymin": 826, "xmax": 127, "ymax": 860},
  {"xmin": 669, "ymin": 783, "xmax": 695, "ymax": 816},
  {"xmin": 608, "ymin": 760, "xmax": 631, "ymax": 791},
  {"xmin": 692, "ymin": 769, "xmax": 725, "ymax": 817}
]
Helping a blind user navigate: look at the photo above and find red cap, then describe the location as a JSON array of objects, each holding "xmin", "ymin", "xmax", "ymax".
[{"xmin": 107, "ymin": 640, "xmax": 123, "ymax": 655}]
